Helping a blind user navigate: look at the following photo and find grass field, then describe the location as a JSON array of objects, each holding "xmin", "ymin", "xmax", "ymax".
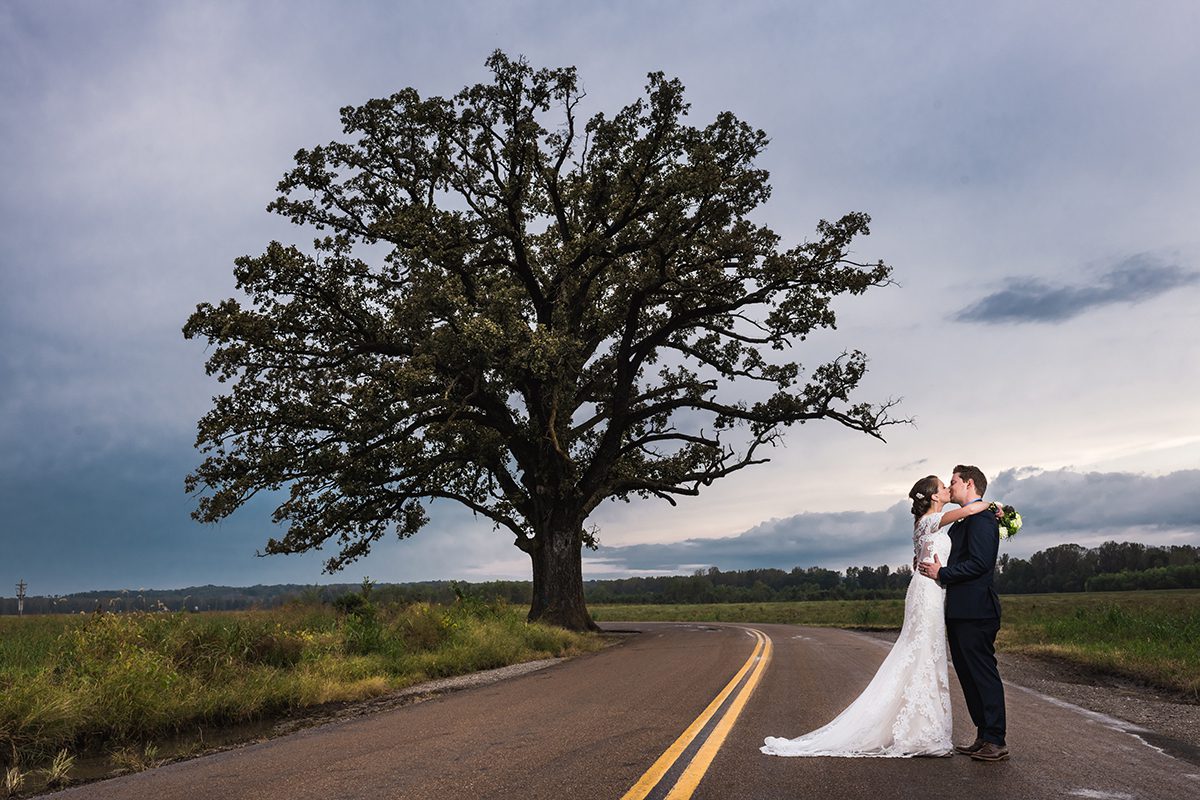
[
  {"xmin": 592, "ymin": 588, "xmax": 1200, "ymax": 699},
  {"xmin": 0, "ymin": 600, "xmax": 601, "ymax": 788}
]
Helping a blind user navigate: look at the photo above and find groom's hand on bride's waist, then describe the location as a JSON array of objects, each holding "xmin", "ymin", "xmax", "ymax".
[{"xmin": 918, "ymin": 554, "xmax": 941, "ymax": 580}]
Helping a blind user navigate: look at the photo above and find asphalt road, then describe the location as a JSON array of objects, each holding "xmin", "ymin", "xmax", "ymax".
[{"xmin": 48, "ymin": 622, "xmax": 1200, "ymax": 800}]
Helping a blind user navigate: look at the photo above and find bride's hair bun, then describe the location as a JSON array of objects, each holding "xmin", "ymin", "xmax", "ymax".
[{"xmin": 908, "ymin": 475, "xmax": 939, "ymax": 520}]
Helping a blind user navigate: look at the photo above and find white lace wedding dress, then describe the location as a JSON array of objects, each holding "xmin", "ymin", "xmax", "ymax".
[{"xmin": 761, "ymin": 511, "xmax": 954, "ymax": 757}]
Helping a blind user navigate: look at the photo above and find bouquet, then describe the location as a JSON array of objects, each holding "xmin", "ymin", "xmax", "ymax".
[{"xmin": 988, "ymin": 502, "xmax": 1022, "ymax": 540}]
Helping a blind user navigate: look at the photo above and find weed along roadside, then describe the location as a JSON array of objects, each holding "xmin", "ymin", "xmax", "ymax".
[{"xmin": 0, "ymin": 594, "xmax": 605, "ymax": 795}]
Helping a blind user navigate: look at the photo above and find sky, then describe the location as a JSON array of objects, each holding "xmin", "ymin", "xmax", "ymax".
[{"xmin": 2, "ymin": 1, "xmax": 1198, "ymax": 597}]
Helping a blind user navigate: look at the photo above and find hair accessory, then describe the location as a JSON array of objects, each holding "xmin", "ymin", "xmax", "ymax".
[{"xmin": 914, "ymin": 492, "xmax": 924, "ymax": 499}]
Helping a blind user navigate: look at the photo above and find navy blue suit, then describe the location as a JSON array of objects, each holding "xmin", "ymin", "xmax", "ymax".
[{"xmin": 938, "ymin": 507, "xmax": 1006, "ymax": 746}]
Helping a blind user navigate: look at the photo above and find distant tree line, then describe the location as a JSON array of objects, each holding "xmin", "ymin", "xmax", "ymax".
[
  {"xmin": 589, "ymin": 542, "xmax": 1200, "ymax": 603},
  {"xmin": 996, "ymin": 541, "xmax": 1200, "ymax": 594},
  {"xmin": 3, "ymin": 541, "xmax": 1197, "ymax": 614},
  {"xmin": 584, "ymin": 564, "xmax": 909, "ymax": 604},
  {"xmin": 0, "ymin": 581, "xmax": 535, "ymax": 616}
]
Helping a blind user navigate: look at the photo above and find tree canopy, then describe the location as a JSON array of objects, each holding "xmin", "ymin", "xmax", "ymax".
[{"xmin": 184, "ymin": 52, "xmax": 899, "ymax": 630}]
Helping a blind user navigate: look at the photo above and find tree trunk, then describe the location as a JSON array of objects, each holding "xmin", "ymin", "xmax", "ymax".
[{"xmin": 527, "ymin": 525, "xmax": 599, "ymax": 632}]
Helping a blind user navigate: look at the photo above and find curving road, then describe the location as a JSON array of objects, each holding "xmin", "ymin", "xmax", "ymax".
[{"xmin": 49, "ymin": 622, "xmax": 1200, "ymax": 799}]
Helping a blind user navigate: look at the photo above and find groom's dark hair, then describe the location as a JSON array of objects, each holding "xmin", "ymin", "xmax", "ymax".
[{"xmin": 953, "ymin": 465, "xmax": 987, "ymax": 496}]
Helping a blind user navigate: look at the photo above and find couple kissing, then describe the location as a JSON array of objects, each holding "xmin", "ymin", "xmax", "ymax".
[{"xmin": 762, "ymin": 465, "xmax": 1008, "ymax": 762}]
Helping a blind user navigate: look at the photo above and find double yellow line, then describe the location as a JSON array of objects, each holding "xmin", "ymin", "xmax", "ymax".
[{"xmin": 621, "ymin": 627, "xmax": 772, "ymax": 800}]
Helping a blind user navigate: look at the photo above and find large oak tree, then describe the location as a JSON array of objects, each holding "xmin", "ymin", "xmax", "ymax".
[{"xmin": 184, "ymin": 52, "xmax": 899, "ymax": 631}]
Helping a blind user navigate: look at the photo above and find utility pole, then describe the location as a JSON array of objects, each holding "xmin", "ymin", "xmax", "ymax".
[{"xmin": 16, "ymin": 579, "xmax": 26, "ymax": 617}]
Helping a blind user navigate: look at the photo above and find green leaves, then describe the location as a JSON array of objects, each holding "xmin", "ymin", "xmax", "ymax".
[{"xmin": 185, "ymin": 51, "xmax": 901, "ymax": 576}]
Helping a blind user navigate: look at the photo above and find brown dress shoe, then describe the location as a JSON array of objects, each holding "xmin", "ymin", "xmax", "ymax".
[
  {"xmin": 954, "ymin": 738, "xmax": 985, "ymax": 755},
  {"xmin": 970, "ymin": 742, "xmax": 1010, "ymax": 762}
]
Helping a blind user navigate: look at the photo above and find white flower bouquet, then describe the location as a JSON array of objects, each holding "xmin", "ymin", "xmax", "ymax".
[{"xmin": 988, "ymin": 502, "xmax": 1022, "ymax": 540}]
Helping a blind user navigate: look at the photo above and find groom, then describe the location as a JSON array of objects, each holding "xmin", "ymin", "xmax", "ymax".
[{"xmin": 918, "ymin": 465, "xmax": 1008, "ymax": 762}]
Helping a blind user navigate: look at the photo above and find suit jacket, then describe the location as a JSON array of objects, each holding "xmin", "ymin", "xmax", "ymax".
[{"xmin": 938, "ymin": 508, "xmax": 1001, "ymax": 620}]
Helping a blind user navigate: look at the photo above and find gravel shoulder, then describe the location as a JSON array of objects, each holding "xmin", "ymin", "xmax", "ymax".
[{"xmin": 991, "ymin": 649, "xmax": 1200, "ymax": 752}]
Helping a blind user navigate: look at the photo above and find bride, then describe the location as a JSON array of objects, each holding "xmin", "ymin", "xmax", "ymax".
[{"xmin": 761, "ymin": 475, "xmax": 990, "ymax": 758}]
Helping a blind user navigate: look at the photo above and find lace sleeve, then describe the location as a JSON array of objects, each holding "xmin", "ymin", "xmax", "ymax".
[{"xmin": 913, "ymin": 512, "xmax": 944, "ymax": 563}]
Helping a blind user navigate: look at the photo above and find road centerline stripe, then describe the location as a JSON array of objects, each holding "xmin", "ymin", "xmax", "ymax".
[
  {"xmin": 664, "ymin": 631, "xmax": 772, "ymax": 799},
  {"xmin": 643, "ymin": 638, "xmax": 765, "ymax": 800},
  {"xmin": 621, "ymin": 627, "xmax": 772, "ymax": 800}
]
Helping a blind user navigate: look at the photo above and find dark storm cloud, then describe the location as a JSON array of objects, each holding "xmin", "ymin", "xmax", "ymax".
[
  {"xmin": 953, "ymin": 254, "xmax": 1199, "ymax": 324},
  {"xmin": 987, "ymin": 467, "xmax": 1200, "ymax": 532},
  {"xmin": 590, "ymin": 468, "xmax": 1200, "ymax": 574},
  {"xmin": 0, "ymin": 442, "xmax": 518, "ymax": 596},
  {"xmin": 589, "ymin": 508, "xmax": 915, "ymax": 574},
  {"xmin": 0, "ymin": 444, "xmax": 312, "ymax": 595}
]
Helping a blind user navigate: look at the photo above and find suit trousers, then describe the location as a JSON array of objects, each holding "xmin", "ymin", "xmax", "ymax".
[{"xmin": 946, "ymin": 617, "xmax": 1006, "ymax": 746}]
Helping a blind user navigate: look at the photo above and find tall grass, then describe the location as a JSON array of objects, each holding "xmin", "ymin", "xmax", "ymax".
[
  {"xmin": 995, "ymin": 591, "xmax": 1200, "ymax": 699},
  {"xmin": 0, "ymin": 601, "xmax": 600, "ymax": 775},
  {"xmin": 593, "ymin": 589, "xmax": 1200, "ymax": 698}
]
